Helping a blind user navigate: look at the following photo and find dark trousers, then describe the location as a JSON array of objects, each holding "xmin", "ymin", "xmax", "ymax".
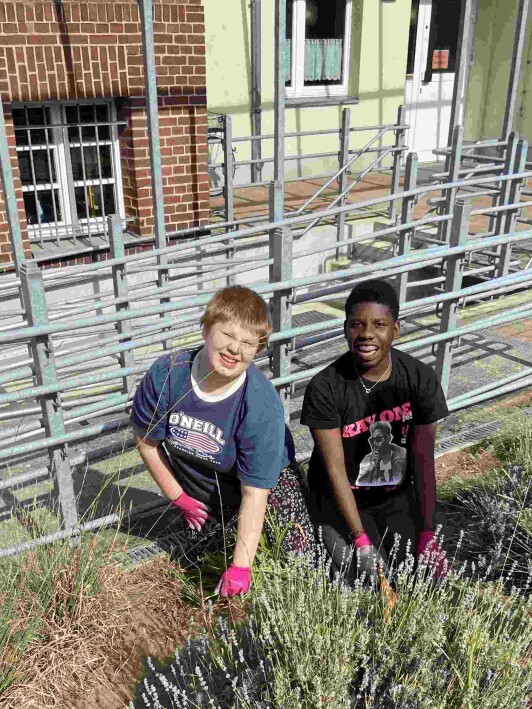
[
  {"xmin": 308, "ymin": 486, "xmax": 418, "ymax": 581},
  {"xmin": 163, "ymin": 462, "xmax": 316, "ymax": 568}
]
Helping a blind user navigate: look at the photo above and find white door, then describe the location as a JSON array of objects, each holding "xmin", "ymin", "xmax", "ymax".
[{"xmin": 404, "ymin": 0, "xmax": 463, "ymax": 162}]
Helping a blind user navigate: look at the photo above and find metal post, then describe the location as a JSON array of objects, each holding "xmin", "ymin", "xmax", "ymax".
[
  {"xmin": 223, "ymin": 115, "xmax": 236, "ymax": 285},
  {"xmin": 488, "ymin": 132, "xmax": 518, "ymax": 238},
  {"xmin": 223, "ymin": 115, "xmax": 235, "ymax": 225},
  {"xmin": 270, "ymin": 225, "xmax": 293, "ymax": 422},
  {"xmin": 501, "ymin": 0, "xmax": 530, "ymax": 141},
  {"xmin": 274, "ymin": 0, "xmax": 286, "ymax": 204},
  {"xmin": 336, "ymin": 108, "xmax": 351, "ymax": 259},
  {"xmin": 389, "ymin": 104, "xmax": 406, "ymax": 221},
  {"xmin": 269, "ymin": 179, "xmax": 284, "ymax": 225},
  {"xmin": 439, "ymin": 125, "xmax": 464, "ymax": 243},
  {"xmin": 0, "ymin": 101, "xmax": 26, "ymax": 272},
  {"xmin": 108, "ymin": 215, "xmax": 135, "ymax": 395},
  {"xmin": 0, "ymin": 100, "xmax": 30, "ymax": 365},
  {"xmin": 489, "ymin": 133, "xmax": 519, "ymax": 241},
  {"xmin": 397, "ymin": 152, "xmax": 418, "ymax": 305},
  {"xmin": 447, "ymin": 0, "xmax": 474, "ymax": 143},
  {"xmin": 138, "ymin": 0, "xmax": 169, "ymax": 288},
  {"xmin": 19, "ymin": 261, "xmax": 78, "ymax": 533},
  {"xmin": 435, "ymin": 200, "xmax": 471, "ymax": 395},
  {"xmin": 251, "ymin": 0, "xmax": 263, "ymax": 183},
  {"xmin": 496, "ymin": 138, "xmax": 528, "ymax": 278}
]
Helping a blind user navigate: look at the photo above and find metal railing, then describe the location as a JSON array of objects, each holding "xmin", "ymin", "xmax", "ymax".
[
  {"xmin": 211, "ymin": 107, "xmax": 408, "ymax": 237},
  {"xmin": 1, "ymin": 133, "xmax": 532, "ymax": 555}
]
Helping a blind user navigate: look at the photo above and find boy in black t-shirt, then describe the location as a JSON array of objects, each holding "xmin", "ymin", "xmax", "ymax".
[{"xmin": 301, "ymin": 279, "xmax": 449, "ymax": 583}]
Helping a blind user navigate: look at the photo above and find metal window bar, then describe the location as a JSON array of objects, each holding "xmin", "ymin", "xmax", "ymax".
[
  {"xmin": 13, "ymin": 102, "xmax": 121, "ymax": 244},
  {"xmin": 24, "ymin": 108, "xmax": 45, "ymax": 248},
  {"xmin": 41, "ymin": 107, "xmax": 62, "ymax": 247},
  {"xmin": 94, "ymin": 105, "xmax": 107, "ymax": 230}
]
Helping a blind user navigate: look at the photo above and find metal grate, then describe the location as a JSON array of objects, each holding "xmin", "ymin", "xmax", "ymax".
[{"xmin": 436, "ymin": 420, "xmax": 502, "ymax": 455}]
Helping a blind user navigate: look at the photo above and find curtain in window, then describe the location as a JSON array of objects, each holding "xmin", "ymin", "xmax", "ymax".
[
  {"xmin": 304, "ymin": 38, "xmax": 343, "ymax": 81},
  {"xmin": 284, "ymin": 38, "xmax": 292, "ymax": 82}
]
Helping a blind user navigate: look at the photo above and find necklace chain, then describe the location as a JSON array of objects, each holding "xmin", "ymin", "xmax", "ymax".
[{"xmin": 355, "ymin": 357, "xmax": 391, "ymax": 395}]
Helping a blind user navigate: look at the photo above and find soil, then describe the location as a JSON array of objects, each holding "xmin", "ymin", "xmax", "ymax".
[
  {"xmin": 2, "ymin": 447, "xmax": 501, "ymax": 709},
  {"xmin": 434, "ymin": 447, "xmax": 500, "ymax": 488}
]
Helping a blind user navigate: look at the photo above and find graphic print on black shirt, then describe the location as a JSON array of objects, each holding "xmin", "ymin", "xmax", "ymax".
[{"xmin": 357, "ymin": 420, "xmax": 407, "ymax": 486}]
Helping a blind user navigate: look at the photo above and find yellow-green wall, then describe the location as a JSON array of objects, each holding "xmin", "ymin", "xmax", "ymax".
[
  {"xmin": 466, "ymin": 0, "xmax": 532, "ymax": 141},
  {"xmin": 203, "ymin": 0, "xmax": 532, "ymax": 173},
  {"xmin": 204, "ymin": 0, "xmax": 412, "ymax": 178}
]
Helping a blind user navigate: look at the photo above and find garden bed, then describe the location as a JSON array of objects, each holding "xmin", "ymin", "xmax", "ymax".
[{"xmin": 2, "ymin": 423, "xmax": 532, "ymax": 709}]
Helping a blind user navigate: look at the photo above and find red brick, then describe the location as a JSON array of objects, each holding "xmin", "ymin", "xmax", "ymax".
[
  {"xmin": 186, "ymin": 12, "xmax": 205, "ymax": 23},
  {"xmin": 27, "ymin": 34, "xmax": 57, "ymax": 45},
  {"xmin": 92, "ymin": 34, "xmax": 118, "ymax": 45},
  {"xmin": 2, "ymin": 35, "xmax": 25, "ymax": 45}
]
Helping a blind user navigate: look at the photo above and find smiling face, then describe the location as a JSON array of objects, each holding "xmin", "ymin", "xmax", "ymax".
[
  {"xmin": 201, "ymin": 319, "xmax": 260, "ymax": 383},
  {"xmin": 344, "ymin": 302, "xmax": 400, "ymax": 375}
]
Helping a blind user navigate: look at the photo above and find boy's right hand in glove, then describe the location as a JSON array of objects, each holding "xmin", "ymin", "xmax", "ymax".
[
  {"xmin": 170, "ymin": 491, "xmax": 209, "ymax": 531},
  {"xmin": 416, "ymin": 530, "xmax": 449, "ymax": 580},
  {"xmin": 352, "ymin": 532, "xmax": 389, "ymax": 583}
]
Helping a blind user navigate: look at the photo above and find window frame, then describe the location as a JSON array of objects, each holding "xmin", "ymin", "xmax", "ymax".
[
  {"xmin": 12, "ymin": 98, "xmax": 125, "ymax": 242},
  {"xmin": 286, "ymin": 0, "xmax": 353, "ymax": 99}
]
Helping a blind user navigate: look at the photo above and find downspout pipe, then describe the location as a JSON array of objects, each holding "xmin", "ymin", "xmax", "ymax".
[
  {"xmin": 251, "ymin": 0, "xmax": 263, "ymax": 183},
  {"xmin": 447, "ymin": 0, "xmax": 475, "ymax": 143},
  {"xmin": 501, "ymin": 0, "xmax": 530, "ymax": 141}
]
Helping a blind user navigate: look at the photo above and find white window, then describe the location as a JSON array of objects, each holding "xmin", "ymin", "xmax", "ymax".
[
  {"xmin": 12, "ymin": 100, "xmax": 124, "ymax": 243},
  {"xmin": 285, "ymin": 0, "xmax": 353, "ymax": 98}
]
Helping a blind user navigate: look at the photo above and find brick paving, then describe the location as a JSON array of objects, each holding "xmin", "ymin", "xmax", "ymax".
[
  {"xmin": 212, "ymin": 171, "xmax": 532, "ymax": 237},
  {"xmin": 496, "ymin": 317, "xmax": 532, "ymax": 343}
]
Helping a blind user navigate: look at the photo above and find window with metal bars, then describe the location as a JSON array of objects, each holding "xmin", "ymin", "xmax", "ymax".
[{"xmin": 12, "ymin": 100, "xmax": 124, "ymax": 245}]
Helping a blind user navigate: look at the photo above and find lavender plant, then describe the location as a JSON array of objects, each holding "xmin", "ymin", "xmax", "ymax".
[{"xmin": 131, "ymin": 550, "xmax": 532, "ymax": 709}]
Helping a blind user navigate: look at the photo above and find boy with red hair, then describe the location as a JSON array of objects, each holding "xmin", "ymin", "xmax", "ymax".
[{"xmin": 132, "ymin": 286, "xmax": 312, "ymax": 596}]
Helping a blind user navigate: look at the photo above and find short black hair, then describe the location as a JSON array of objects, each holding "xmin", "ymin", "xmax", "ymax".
[
  {"xmin": 344, "ymin": 279, "xmax": 399, "ymax": 321},
  {"xmin": 370, "ymin": 421, "xmax": 392, "ymax": 438}
]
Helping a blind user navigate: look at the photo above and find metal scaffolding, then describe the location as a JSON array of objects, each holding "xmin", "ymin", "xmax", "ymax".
[{"xmin": 0, "ymin": 0, "xmax": 531, "ymax": 557}]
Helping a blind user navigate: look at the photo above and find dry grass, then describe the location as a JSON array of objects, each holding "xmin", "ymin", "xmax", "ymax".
[
  {"xmin": 0, "ymin": 555, "xmax": 186, "ymax": 709},
  {"xmin": 1, "ymin": 543, "xmax": 127, "ymax": 709},
  {"xmin": 69, "ymin": 557, "xmax": 245, "ymax": 709}
]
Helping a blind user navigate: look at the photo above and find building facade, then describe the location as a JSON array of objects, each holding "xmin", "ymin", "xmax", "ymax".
[
  {"xmin": 204, "ymin": 0, "xmax": 532, "ymax": 175},
  {"xmin": 0, "ymin": 0, "xmax": 209, "ymax": 269}
]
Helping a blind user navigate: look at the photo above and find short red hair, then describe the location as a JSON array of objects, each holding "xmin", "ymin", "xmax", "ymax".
[{"xmin": 200, "ymin": 286, "xmax": 272, "ymax": 350}]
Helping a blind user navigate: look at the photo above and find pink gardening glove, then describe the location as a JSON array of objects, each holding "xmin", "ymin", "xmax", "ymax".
[
  {"xmin": 352, "ymin": 532, "xmax": 389, "ymax": 581},
  {"xmin": 215, "ymin": 564, "xmax": 252, "ymax": 597},
  {"xmin": 417, "ymin": 531, "xmax": 449, "ymax": 580},
  {"xmin": 170, "ymin": 491, "xmax": 209, "ymax": 532}
]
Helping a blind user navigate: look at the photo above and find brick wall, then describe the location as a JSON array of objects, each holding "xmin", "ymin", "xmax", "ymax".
[{"xmin": 0, "ymin": 0, "xmax": 209, "ymax": 268}]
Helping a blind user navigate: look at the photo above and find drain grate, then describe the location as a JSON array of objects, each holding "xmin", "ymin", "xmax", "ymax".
[
  {"xmin": 436, "ymin": 420, "xmax": 502, "ymax": 455},
  {"xmin": 121, "ymin": 533, "xmax": 184, "ymax": 565},
  {"xmin": 122, "ymin": 541, "xmax": 166, "ymax": 564}
]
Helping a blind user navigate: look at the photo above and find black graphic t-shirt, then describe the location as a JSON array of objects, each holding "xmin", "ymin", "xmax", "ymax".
[{"xmin": 301, "ymin": 347, "xmax": 449, "ymax": 504}]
